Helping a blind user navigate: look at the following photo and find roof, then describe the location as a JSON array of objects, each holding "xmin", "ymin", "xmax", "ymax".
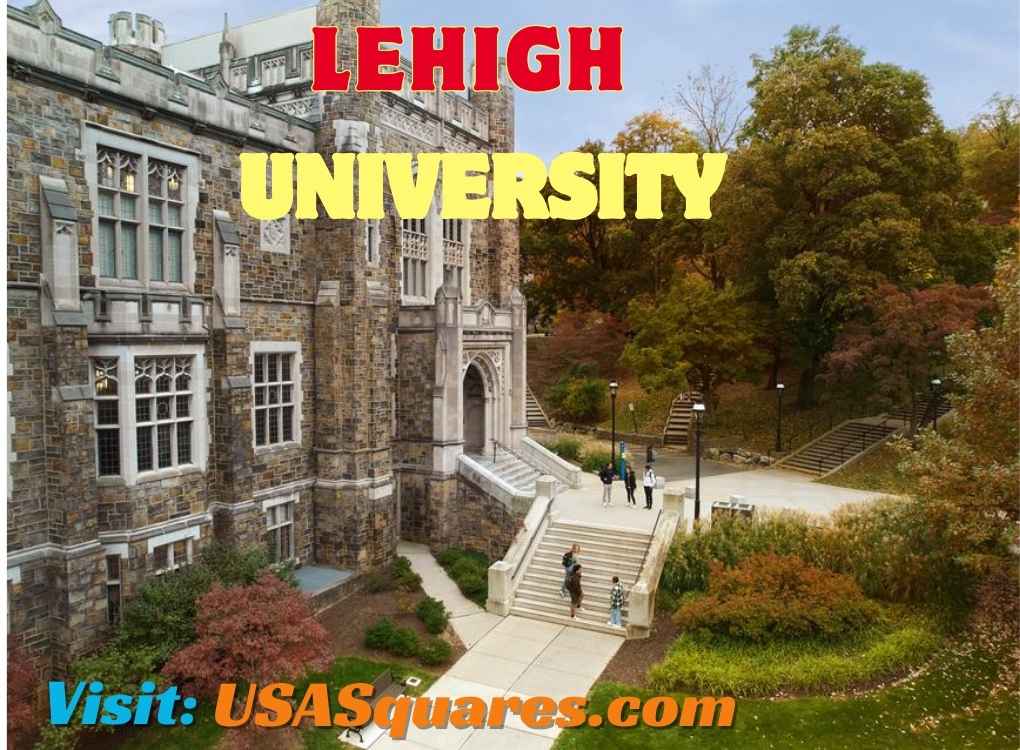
[{"xmin": 162, "ymin": 4, "xmax": 317, "ymax": 70}]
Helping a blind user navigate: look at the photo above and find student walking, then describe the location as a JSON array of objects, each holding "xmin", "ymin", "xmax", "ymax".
[
  {"xmin": 566, "ymin": 564, "xmax": 583, "ymax": 618},
  {"xmin": 607, "ymin": 575, "xmax": 626, "ymax": 628},
  {"xmin": 560, "ymin": 544, "xmax": 579, "ymax": 599},
  {"xmin": 624, "ymin": 464, "xmax": 638, "ymax": 506},
  {"xmin": 643, "ymin": 464, "xmax": 656, "ymax": 509},
  {"xmin": 599, "ymin": 463, "xmax": 615, "ymax": 507}
]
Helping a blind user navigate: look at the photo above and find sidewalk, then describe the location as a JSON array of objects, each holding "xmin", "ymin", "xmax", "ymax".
[{"xmin": 381, "ymin": 543, "xmax": 625, "ymax": 750}]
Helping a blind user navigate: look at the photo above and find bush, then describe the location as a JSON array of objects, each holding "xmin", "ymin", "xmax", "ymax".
[
  {"xmin": 541, "ymin": 437, "xmax": 583, "ymax": 462},
  {"xmin": 363, "ymin": 618, "xmax": 420, "ymax": 658},
  {"xmin": 415, "ymin": 597, "xmax": 450, "ymax": 635},
  {"xmin": 391, "ymin": 556, "xmax": 423, "ymax": 592},
  {"xmin": 547, "ymin": 374, "xmax": 608, "ymax": 423},
  {"xmin": 418, "ymin": 637, "xmax": 453, "ymax": 666},
  {"xmin": 436, "ymin": 548, "xmax": 490, "ymax": 606},
  {"xmin": 581, "ymin": 450, "xmax": 613, "ymax": 474},
  {"xmin": 7, "ymin": 639, "xmax": 39, "ymax": 749},
  {"xmin": 118, "ymin": 565, "xmax": 215, "ymax": 662},
  {"xmin": 674, "ymin": 553, "xmax": 881, "ymax": 642}
]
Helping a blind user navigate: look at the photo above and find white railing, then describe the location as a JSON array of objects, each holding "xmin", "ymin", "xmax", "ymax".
[{"xmin": 519, "ymin": 436, "xmax": 582, "ymax": 489}]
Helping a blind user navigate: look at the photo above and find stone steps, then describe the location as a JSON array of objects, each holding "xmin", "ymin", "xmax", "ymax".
[
  {"xmin": 526, "ymin": 386, "xmax": 550, "ymax": 428},
  {"xmin": 779, "ymin": 421, "xmax": 898, "ymax": 476},
  {"xmin": 662, "ymin": 391, "xmax": 703, "ymax": 447},
  {"xmin": 469, "ymin": 448, "xmax": 550, "ymax": 494}
]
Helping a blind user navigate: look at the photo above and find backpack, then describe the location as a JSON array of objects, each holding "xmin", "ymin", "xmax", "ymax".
[{"xmin": 562, "ymin": 552, "xmax": 572, "ymax": 568}]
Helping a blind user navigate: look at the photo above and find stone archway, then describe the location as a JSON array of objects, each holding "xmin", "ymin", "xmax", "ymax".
[{"xmin": 463, "ymin": 363, "xmax": 486, "ymax": 454}]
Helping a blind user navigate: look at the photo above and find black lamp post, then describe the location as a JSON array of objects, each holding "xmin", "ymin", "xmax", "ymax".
[
  {"xmin": 930, "ymin": 378, "xmax": 942, "ymax": 432},
  {"xmin": 693, "ymin": 402, "xmax": 706, "ymax": 522},
  {"xmin": 775, "ymin": 383, "xmax": 785, "ymax": 453},
  {"xmin": 609, "ymin": 381, "xmax": 619, "ymax": 471}
]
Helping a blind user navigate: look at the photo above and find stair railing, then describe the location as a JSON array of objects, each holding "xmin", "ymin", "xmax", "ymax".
[
  {"xmin": 637, "ymin": 508, "xmax": 662, "ymax": 576},
  {"xmin": 511, "ymin": 494, "xmax": 556, "ymax": 581}
]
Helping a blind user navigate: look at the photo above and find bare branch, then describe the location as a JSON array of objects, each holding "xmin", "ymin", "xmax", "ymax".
[{"xmin": 670, "ymin": 65, "xmax": 749, "ymax": 151}]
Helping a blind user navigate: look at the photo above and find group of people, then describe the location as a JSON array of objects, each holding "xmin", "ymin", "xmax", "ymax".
[
  {"xmin": 559, "ymin": 543, "xmax": 627, "ymax": 628},
  {"xmin": 598, "ymin": 462, "xmax": 657, "ymax": 509}
]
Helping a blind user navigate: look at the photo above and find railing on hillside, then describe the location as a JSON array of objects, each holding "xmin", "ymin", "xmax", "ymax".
[{"xmin": 637, "ymin": 508, "xmax": 663, "ymax": 576}]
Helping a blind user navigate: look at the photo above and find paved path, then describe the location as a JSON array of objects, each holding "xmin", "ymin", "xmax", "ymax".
[{"xmin": 375, "ymin": 543, "xmax": 624, "ymax": 750}]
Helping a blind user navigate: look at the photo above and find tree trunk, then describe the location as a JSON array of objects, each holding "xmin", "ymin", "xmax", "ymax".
[
  {"xmin": 797, "ymin": 361, "xmax": 819, "ymax": 409},
  {"xmin": 765, "ymin": 340, "xmax": 782, "ymax": 390}
]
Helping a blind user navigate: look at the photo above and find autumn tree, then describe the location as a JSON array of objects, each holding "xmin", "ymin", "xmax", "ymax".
[
  {"xmin": 897, "ymin": 257, "xmax": 1019, "ymax": 565},
  {"xmin": 958, "ymin": 94, "xmax": 1020, "ymax": 218},
  {"xmin": 8, "ymin": 638, "xmax": 39, "ymax": 749},
  {"xmin": 825, "ymin": 282, "xmax": 991, "ymax": 432},
  {"xmin": 161, "ymin": 573, "xmax": 330, "ymax": 696},
  {"xmin": 622, "ymin": 275, "xmax": 764, "ymax": 407}
]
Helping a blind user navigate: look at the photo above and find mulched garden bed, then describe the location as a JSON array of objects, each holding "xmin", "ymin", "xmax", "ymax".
[
  {"xmin": 597, "ymin": 608, "xmax": 680, "ymax": 687},
  {"xmin": 317, "ymin": 587, "xmax": 467, "ymax": 669}
]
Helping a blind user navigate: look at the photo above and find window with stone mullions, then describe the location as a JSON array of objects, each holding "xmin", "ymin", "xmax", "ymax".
[
  {"xmin": 254, "ymin": 353, "xmax": 295, "ymax": 446},
  {"xmin": 135, "ymin": 356, "xmax": 193, "ymax": 472},
  {"xmin": 93, "ymin": 358, "xmax": 121, "ymax": 476},
  {"xmin": 97, "ymin": 148, "xmax": 140, "ymax": 280},
  {"xmin": 265, "ymin": 502, "xmax": 295, "ymax": 563},
  {"xmin": 442, "ymin": 219, "xmax": 465, "ymax": 289},
  {"xmin": 147, "ymin": 160, "xmax": 185, "ymax": 283},
  {"xmin": 401, "ymin": 217, "xmax": 428, "ymax": 298}
]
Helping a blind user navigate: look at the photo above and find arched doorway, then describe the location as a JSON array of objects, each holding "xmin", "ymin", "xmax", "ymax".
[{"xmin": 463, "ymin": 363, "xmax": 486, "ymax": 454}]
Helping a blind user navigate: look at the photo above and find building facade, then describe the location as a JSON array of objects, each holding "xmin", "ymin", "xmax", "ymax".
[{"xmin": 6, "ymin": 0, "xmax": 548, "ymax": 673}]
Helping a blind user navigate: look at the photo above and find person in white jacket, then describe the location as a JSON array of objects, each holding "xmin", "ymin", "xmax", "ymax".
[{"xmin": 643, "ymin": 464, "xmax": 656, "ymax": 509}]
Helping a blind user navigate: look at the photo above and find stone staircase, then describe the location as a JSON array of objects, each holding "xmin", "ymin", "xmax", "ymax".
[
  {"xmin": 778, "ymin": 419, "xmax": 898, "ymax": 477},
  {"xmin": 662, "ymin": 391, "xmax": 703, "ymax": 448},
  {"xmin": 526, "ymin": 386, "xmax": 550, "ymax": 428},
  {"xmin": 511, "ymin": 519, "xmax": 652, "ymax": 635},
  {"xmin": 888, "ymin": 397, "xmax": 951, "ymax": 427},
  {"xmin": 469, "ymin": 448, "xmax": 547, "ymax": 495}
]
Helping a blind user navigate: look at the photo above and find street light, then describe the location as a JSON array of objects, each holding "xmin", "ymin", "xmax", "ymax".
[
  {"xmin": 775, "ymin": 383, "xmax": 785, "ymax": 453},
  {"xmin": 609, "ymin": 381, "xmax": 619, "ymax": 471},
  {"xmin": 692, "ymin": 402, "xmax": 706, "ymax": 522},
  {"xmin": 930, "ymin": 378, "xmax": 942, "ymax": 432}
]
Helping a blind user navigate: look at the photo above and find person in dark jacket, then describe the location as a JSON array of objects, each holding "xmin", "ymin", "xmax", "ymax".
[
  {"xmin": 560, "ymin": 543, "xmax": 580, "ymax": 599},
  {"xmin": 624, "ymin": 464, "xmax": 638, "ymax": 506},
  {"xmin": 599, "ymin": 464, "xmax": 615, "ymax": 507},
  {"xmin": 566, "ymin": 564, "xmax": 583, "ymax": 618}
]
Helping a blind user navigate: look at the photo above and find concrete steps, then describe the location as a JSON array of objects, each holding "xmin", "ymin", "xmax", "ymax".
[
  {"xmin": 511, "ymin": 519, "xmax": 652, "ymax": 635},
  {"xmin": 663, "ymin": 391, "xmax": 703, "ymax": 448},
  {"xmin": 779, "ymin": 420, "xmax": 898, "ymax": 476},
  {"xmin": 469, "ymin": 448, "xmax": 546, "ymax": 494},
  {"xmin": 526, "ymin": 386, "xmax": 550, "ymax": 428}
]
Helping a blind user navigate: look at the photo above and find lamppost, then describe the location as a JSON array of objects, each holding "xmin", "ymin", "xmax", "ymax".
[
  {"xmin": 609, "ymin": 381, "xmax": 619, "ymax": 471},
  {"xmin": 775, "ymin": 383, "xmax": 785, "ymax": 453},
  {"xmin": 930, "ymin": 378, "xmax": 942, "ymax": 432},
  {"xmin": 693, "ymin": 402, "xmax": 706, "ymax": 522}
]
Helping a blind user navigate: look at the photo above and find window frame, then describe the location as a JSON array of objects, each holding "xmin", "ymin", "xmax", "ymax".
[
  {"xmin": 262, "ymin": 493, "xmax": 300, "ymax": 565},
  {"xmin": 401, "ymin": 217, "xmax": 430, "ymax": 303},
  {"xmin": 84, "ymin": 125, "xmax": 200, "ymax": 293},
  {"xmin": 89, "ymin": 343, "xmax": 208, "ymax": 486},
  {"xmin": 249, "ymin": 342, "xmax": 303, "ymax": 453}
]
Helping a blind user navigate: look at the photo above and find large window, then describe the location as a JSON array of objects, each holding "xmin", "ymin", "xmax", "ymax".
[
  {"xmin": 134, "ymin": 356, "xmax": 193, "ymax": 472},
  {"xmin": 265, "ymin": 501, "xmax": 295, "ymax": 563},
  {"xmin": 153, "ymin": 538, "xmax": 191, "ymax": 573},
  {"xmin": 90, "ymin": 346, "xmax": 207, "ymax": 483},
  {"xmin": 442, "ymin": 219, "xmax": 465, "ymax": 290},
  {"xmin": 106, "ymin": 555, "xmax": 122, "ymax": 625},
  {"xmin": 253, "ymin": 349, "xmax": 298, "ymax": 448},
  {"xmin": 87, "ymin": 127, "xmax": 198, "ymax": 290},
  {"xmin": 401, "ymin": 217, "xmax": 429, "ymax": 299}
]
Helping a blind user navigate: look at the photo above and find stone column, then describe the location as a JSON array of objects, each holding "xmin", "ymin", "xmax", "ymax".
[
  {"xmin": 509, "ymin": 287, "xmax": 527, "ymax": 448},
  {"xmin": 432, "ymin": 285, "xmax": 464, "ymax": 473}
]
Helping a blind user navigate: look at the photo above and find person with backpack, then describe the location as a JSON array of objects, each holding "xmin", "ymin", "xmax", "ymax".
[
  {"xmin": 624, "ymin": 463, "xmax": 638, "ymax": 506},
  {"xmin": 643, "ymin": 463, "xmax": 656, "ymax": 509},
  {"xmin": 566, "ymin": 564, "xmax": 583, "ymax": 618},
  {"xmin": 560, "ymin": 544, "xmax": 580, "ymax": 599},
  {"xmin": 599, "ymin": 463, "xmax": 615, "ymax": 507},
  {"xmin": 607, "ymin": 575, "xmax": 626, "ymax": 628}
]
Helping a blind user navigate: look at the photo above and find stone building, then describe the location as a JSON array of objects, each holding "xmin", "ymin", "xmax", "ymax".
[{"xmin": 6, "ymin": 0, "xmax": 571, "ymax": 673}]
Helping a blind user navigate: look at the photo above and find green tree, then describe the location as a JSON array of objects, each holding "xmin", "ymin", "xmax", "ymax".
[
  {"xmin": 622, "ymin": 275, "xmax": 764, "ymax": 407},
  {"xmin": 959, "ymin": 94, "xmax": 1020, "ymax": 216}
]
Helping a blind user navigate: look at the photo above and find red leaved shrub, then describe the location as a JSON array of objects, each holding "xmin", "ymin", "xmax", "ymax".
[
  {"xmin": 673, "ymin": 553, "xmax": 880, "ymax": 642},
  {"xmin": 7, "ymin": 638, "xmax": 40, "ymax": 749},
  {"xmin": 161, "ymin": 573, "xmax": 330, "ymax": 696}
]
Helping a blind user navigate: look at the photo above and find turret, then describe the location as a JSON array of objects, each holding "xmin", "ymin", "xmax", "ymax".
[{"xmin": 108, "ymin": 11, "xmax": 165, "ymax": 65}]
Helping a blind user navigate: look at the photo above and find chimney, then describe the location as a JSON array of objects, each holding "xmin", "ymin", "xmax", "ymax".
[{"xmin": 108, "ymin": 11, "xmax": 165, "ymax": 65}]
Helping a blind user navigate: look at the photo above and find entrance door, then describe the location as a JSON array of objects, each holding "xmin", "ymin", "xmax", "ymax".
[{"xmin": 463, "ymin": 364, "xmax": 486, "ymax": 454}]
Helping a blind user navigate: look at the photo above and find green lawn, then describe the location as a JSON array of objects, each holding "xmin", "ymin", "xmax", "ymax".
[
  {"xmin": 820, "ymin": 443, "xmax": 916, "ymax": 495},
  {"xmin": 555, "ymin": 632, "xmax": 1017, "ymax": 750}
]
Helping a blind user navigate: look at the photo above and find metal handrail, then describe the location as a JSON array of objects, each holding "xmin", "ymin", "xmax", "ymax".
[{"xmin": 637, "ymin": 508, "xmax": 663, "ymax": 576}]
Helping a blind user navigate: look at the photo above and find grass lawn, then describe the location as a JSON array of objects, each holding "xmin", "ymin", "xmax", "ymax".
[
  {"xmin": 555, "ymin": 635, "xmax": 1017, "ymax": 750},
  {"xmin": 115, "ymin": 703, "xmax": 224, "ymax": 750},
  {"xmin": 820, "ymin": 443, "xmax": 916, "ymax": 495}
]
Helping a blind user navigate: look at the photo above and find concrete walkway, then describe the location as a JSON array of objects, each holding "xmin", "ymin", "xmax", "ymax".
[{"xmin": 379, "ymin": 543, "xmax": 624, "ymax": 750}]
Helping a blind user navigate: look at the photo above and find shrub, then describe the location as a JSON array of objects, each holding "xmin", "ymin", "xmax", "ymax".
[
  {"xmin": 7, "ymin": 638, "xmax": 39, "ymax": 749},
  {"xmin": 436, "ymin": 548, "xmax": 490, "ymax": 606},
  {"xmin": 418, "ymin": 637, "xmax": 453, "ymax": 666},
  {"xmin": 161, "ymin": 573, "xmax": 330, "ymax": 696},
  {"xmin": 363, "ymin": 618, "xmax": 420, "ymax": 658},
  {"xmin": 391, "ymin": 556, "xmax": 423, "ymax": 592},
  {"xmin": 547, "ymin": 374, "xmax": 608, "ymax": 423},
  {"xmin": 674, "ymin": 553, "xmax": 881, "ymax": 642},
  {"xmin": 415, "ymin": 596, "xmax": 450, "ymax": 635},
  {"xmin": 118, "ymin": 564, "xmax": 215, "ymax": 662},
  {"xmin": 542, "ymin": 437, "xmax": 583, "ymax": 462},
  {"xmin": 581, "ymin": 450, "xmax": 613, "ymax": 474},
  {"xmin": 199, "ymin": 542, "xmax": 274, "ymax": 587}
]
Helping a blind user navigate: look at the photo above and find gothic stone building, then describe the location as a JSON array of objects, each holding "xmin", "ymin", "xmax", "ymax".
[{"xmin": 6, "ymin": 0, "xmax": 559, "ymax": 673}]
